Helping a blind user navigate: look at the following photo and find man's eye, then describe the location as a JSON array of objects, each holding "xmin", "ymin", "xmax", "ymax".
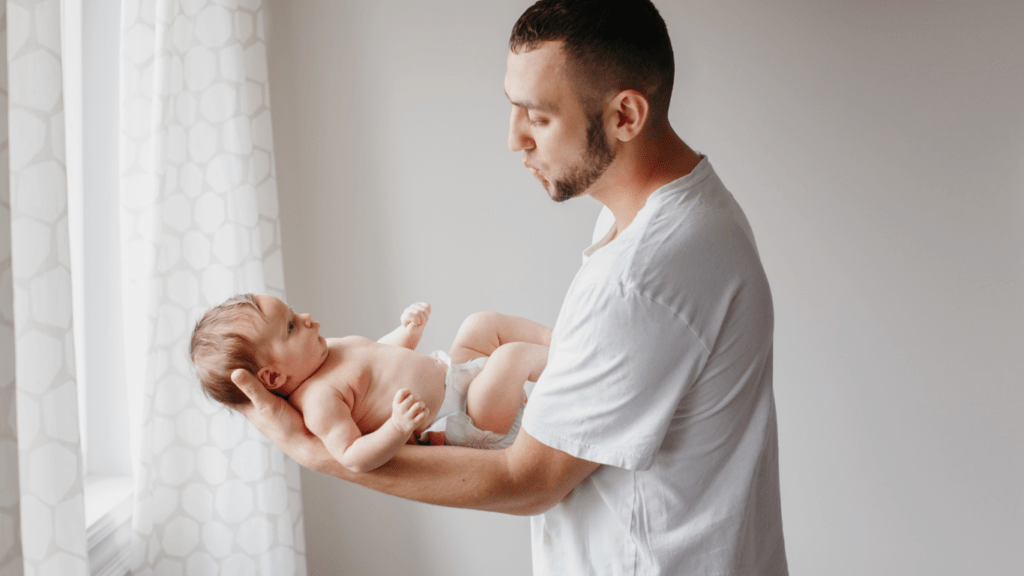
[{"xmin": 288, "ymin": 321, "xmax": 295, "ymax": 333}]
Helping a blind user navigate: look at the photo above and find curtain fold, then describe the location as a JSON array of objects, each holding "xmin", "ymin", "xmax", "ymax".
[
  {"xmin": 118, "ymin": 0, "xmax": 305, "ymax": 574},
  {"xmin": 1, "ymin": 0, "xmax": 90, "ymax": 575}
]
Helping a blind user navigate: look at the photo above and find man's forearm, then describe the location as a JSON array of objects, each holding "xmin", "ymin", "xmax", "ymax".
[
  {"xmin": 308, "ymin": 443, "xmax": 535, "ymax": 514},
  {"xmin": 304, "ymin": 434, "xmax": 590, "ymax": 516}
]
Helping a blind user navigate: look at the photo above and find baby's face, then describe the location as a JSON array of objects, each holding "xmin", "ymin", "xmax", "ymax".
[{"xmin": 251, "ymin": 294, "xmax": 328, "ymax": 393}]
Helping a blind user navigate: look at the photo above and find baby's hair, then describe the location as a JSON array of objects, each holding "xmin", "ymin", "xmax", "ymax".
[{"xmin": 190, "ymin": 293, "xmax": 267, "ymax": 407}]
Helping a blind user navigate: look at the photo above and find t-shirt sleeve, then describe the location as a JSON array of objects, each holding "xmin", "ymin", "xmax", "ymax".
[{"xmin": 522, "ymin": 282, "xmax": 710, "ymax": 470}]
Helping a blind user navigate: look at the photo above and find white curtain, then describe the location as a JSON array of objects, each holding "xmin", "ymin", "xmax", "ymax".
[
  {"xmin": 1, "ymin": 0, "xmax": 90, "ymax": 575},
  {"xmin": 118, "ymin": 0, "xmax": 306, "ymax": 574}
]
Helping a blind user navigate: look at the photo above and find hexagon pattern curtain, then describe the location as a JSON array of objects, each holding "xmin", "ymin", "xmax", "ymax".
[
  {"xmin": 1, "ymin": 1, "xmax": 91, "ymax": 575},
  {"xmin": 118, "ymin": 0, "xmax": 306, "ymax": 574}
]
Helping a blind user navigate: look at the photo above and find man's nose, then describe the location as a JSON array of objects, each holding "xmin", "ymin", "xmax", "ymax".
[{"xmin": 508, "ymin": 108, "xmax": 534, "ymax": 152}]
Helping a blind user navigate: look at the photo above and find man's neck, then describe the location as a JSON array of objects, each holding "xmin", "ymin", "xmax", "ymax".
[{"xmin": 590, "ymin": 127, "xmax": 701, "ymax": 239}]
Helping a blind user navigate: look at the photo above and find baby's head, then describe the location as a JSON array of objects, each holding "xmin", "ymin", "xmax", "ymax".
[
  {"xmin": 190, "ymin": 293, "xmax": 328, "ymax": 407},
  {"xmin": 190, "ymin": 293, "xmax": 267, "ymax": 407}
]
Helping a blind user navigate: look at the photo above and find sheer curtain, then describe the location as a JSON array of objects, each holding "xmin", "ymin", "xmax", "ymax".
[
  {"xmin": 118, "ymin": 0, "xmax": 306, "ymax": 574},
  {"xmin": 1, "ymin": 1, "xmax": 90, "ymax": 575}
]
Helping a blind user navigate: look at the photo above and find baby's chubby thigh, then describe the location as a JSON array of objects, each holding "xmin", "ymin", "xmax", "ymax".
[{"xmin": 465, "ymin": 342, "xmax": 544, "ymax": 435}]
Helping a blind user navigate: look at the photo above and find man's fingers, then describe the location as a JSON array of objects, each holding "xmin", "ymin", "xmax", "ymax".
[{"xmin": 232, "ymin": 369, "xmax": 266, "ymax": 404}]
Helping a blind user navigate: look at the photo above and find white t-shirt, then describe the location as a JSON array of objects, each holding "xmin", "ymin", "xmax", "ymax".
[{"xmin": 522, "ymin": 158, "xmax": 788, "ymax": 575}]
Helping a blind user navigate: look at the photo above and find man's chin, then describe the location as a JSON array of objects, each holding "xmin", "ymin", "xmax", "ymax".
[
  {"xmin": 550, "ymin": 181, "xmax": 585, "ymax": 203},
  {"xmin": 536, "ymin": 177, "xmax": 559, "ymax": 199},
  {"xmin": 533, "ymin": 171, "xmax": 583, "ymax": 203}
]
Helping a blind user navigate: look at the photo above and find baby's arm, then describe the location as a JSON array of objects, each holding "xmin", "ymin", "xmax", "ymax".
[
  {"xmin": 304, "ymin": 388, "xmax": 431, "ymax": 474},
  {"xmin": 377, "ymin": 302, "xmax": 430, "ymax": 350}
]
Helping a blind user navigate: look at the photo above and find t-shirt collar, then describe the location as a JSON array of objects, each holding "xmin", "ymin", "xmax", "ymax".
[{"xmin": 583, "ymin": 156, "xmax": 711, "ymax": 258}]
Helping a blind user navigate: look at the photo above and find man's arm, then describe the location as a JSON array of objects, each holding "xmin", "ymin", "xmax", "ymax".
[
  {"xmin": 364, "ymin": 429, "xmax": 599, "ymax": 515},
  {"xmin": 232, "ymin": 369, "xmax": 599, "ymax": 515}
]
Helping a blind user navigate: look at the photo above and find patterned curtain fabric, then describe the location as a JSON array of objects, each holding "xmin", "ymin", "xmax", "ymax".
[
  {"xmin": 1, "ymin": 1, "xmax": 90, "ymax": 575},
  {"xmin": 118, "ymin": 0, "xmax": 306, "ymax": 574}
]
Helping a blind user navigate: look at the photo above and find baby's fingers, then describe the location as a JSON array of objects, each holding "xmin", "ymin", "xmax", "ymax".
[
  {"xmin": 412, "ymin": 405, "xmax": 430, "ymax": 426},
  {"xmin": 401, "ymin": 303, "xmax": 430, "ymax": 326},
  {"xmin": 393, "ymin": 388, "xmax": 419, "ymax": 408},
  {"xmin": 401, "ymin": 310, "xmax": 423, "ymax": 327}
]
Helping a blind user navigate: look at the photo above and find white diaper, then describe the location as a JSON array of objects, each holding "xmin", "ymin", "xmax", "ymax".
[{"xmin": 421, "ymin": 351, "xmax": 524, "ymax": 450}]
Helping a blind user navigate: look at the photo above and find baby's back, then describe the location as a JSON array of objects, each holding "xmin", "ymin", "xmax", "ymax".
[{"xmin": 290, "ymin": 336, "xmax": 449, "ymax": 436}]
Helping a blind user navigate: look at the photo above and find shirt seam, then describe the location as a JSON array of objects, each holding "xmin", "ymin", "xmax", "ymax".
[
  {"xmin": 630, "ymin": 469, "xmax": 639, "ymax": 576},
  {"xmin": 612, "ymin": 281, "xmax": 713, "ymax": 357},
  {"xmin": 523, "ymin": 419, "xmax": 653, "ymax": 470}
]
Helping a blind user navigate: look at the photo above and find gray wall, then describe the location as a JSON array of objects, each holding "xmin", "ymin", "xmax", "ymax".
[{"xmin": 265, "ymin": 1, "xmax": 1024, "ymax": 575}]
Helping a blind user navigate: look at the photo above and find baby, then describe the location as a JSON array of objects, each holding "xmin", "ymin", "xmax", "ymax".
[{"xmin": 189, "ymin": 293, "xmax": 550, "ymax": 472}]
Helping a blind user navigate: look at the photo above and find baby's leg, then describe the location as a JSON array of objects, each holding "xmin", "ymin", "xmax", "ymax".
[
  {"xmin": 465, "ymin": 342, "xmax": 548, "ymax": 435},
  {"xmin": 449, "ymin": 311, "xmax": 552, "ymax": 365}
]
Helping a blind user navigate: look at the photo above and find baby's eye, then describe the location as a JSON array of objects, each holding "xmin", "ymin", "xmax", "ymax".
[{"xmin": 288, "ymin": 321, "xmax": 295, "ymax": 333}]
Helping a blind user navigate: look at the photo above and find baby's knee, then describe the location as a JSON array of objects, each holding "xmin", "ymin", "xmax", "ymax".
[
  {"xmin": 489, "ymin": 341, "xmax": 531, "ymax": 363},
  {"xmin": 491, "ymin": 342, "xmax": 547, "ymax": 381},
  {"xmin": 456, "ymin": 311, "xmax": 502, "ymax": 341}
]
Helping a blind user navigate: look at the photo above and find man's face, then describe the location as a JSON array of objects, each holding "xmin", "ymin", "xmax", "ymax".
[
  {"xmin": 252, "ymin": 294, "xmax": 328, "ymax": 393},
  {"xmin": 505, "ymin": 41, "xmax": 615, "ymax": 202}
]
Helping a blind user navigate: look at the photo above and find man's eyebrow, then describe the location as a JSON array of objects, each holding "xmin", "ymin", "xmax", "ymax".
[{"xmin": 505, "ymin": 90, "xmax": 553, "ymax": 113}]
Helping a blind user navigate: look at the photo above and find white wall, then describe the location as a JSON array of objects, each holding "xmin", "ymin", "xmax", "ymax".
[{"xmin": 265, "ymin": 1, "xmax": 1024, "ymax": 575}]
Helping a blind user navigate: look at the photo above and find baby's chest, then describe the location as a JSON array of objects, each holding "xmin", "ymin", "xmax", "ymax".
[{"xmin": 294, "ymin": 373, "xmax": 359, "ymax": 414}]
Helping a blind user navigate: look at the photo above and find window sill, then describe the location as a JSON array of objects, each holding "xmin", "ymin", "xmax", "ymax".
[{"xmin": 84, "ymin": 475, "xmax": 133, "ymax": 576}]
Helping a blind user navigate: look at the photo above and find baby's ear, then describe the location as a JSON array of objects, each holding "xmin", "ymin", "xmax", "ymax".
[{"xmin": 257, "ymin": 366, "xmax": 281, "ymax": 390}]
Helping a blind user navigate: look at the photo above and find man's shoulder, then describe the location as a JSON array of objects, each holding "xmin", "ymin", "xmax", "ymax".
[{"xmin": 630, "ymin": 174, "xmax": 765, "ymax": 287}]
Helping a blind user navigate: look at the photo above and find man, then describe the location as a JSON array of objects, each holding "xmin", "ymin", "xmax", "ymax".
[{"xmin": 234, "ymin": 0, "xmax": 788, "ymax": 573}]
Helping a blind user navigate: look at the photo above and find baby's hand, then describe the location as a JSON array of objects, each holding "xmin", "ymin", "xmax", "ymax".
[
  {"xmin": 389, "ymin": 389, "xmax": 430, "ymax": 436},
  {"xmin": 400, "ymin": 302, "xmax": 431, "ymax": 331}
]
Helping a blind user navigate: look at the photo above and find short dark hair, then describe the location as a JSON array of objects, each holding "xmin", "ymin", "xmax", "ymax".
[
  {"xmin": 510, "ymin": 0, "xmax": 675, "ymax": 123},
  {"xmin": 190, "ymin": 293, "xmax": 266, "ymax": 407}
]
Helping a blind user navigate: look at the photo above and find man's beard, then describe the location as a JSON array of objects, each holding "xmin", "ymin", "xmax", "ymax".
[{"xmin": 550, "ymin": 112, "xmax": 616, "ymax": 202}]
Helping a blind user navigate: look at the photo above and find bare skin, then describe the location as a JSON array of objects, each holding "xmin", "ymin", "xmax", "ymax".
[
  {"xmin": 248, "ymin": 294, "xmax": 549, "ymax": 473},
  {"xmin": 233, "ymin": 40, "xmax": 702, "ymax": 515}
]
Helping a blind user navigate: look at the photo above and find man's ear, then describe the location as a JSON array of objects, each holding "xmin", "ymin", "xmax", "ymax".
[
  {"xmin": 257, "ymin": 366, "xmax": 285, "ymax": 391},
  {"xmin": 607, "ymin": 89, "xmax": 650, "ymax": 143}
]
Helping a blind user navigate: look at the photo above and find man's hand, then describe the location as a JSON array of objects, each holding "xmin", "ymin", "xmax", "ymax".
[
  {"xmin": 232, "ymin": 368, "xmax": 330, "ymax": 471},
  {"xmin": 389, "ymin": 389, "xmax": 431, "ymax": 436}
]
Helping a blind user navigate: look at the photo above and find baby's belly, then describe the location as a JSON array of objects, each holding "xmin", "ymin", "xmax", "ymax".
[{"xmin": 359, "ymin": 353, "xmax": 448, "ymax": 435}]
